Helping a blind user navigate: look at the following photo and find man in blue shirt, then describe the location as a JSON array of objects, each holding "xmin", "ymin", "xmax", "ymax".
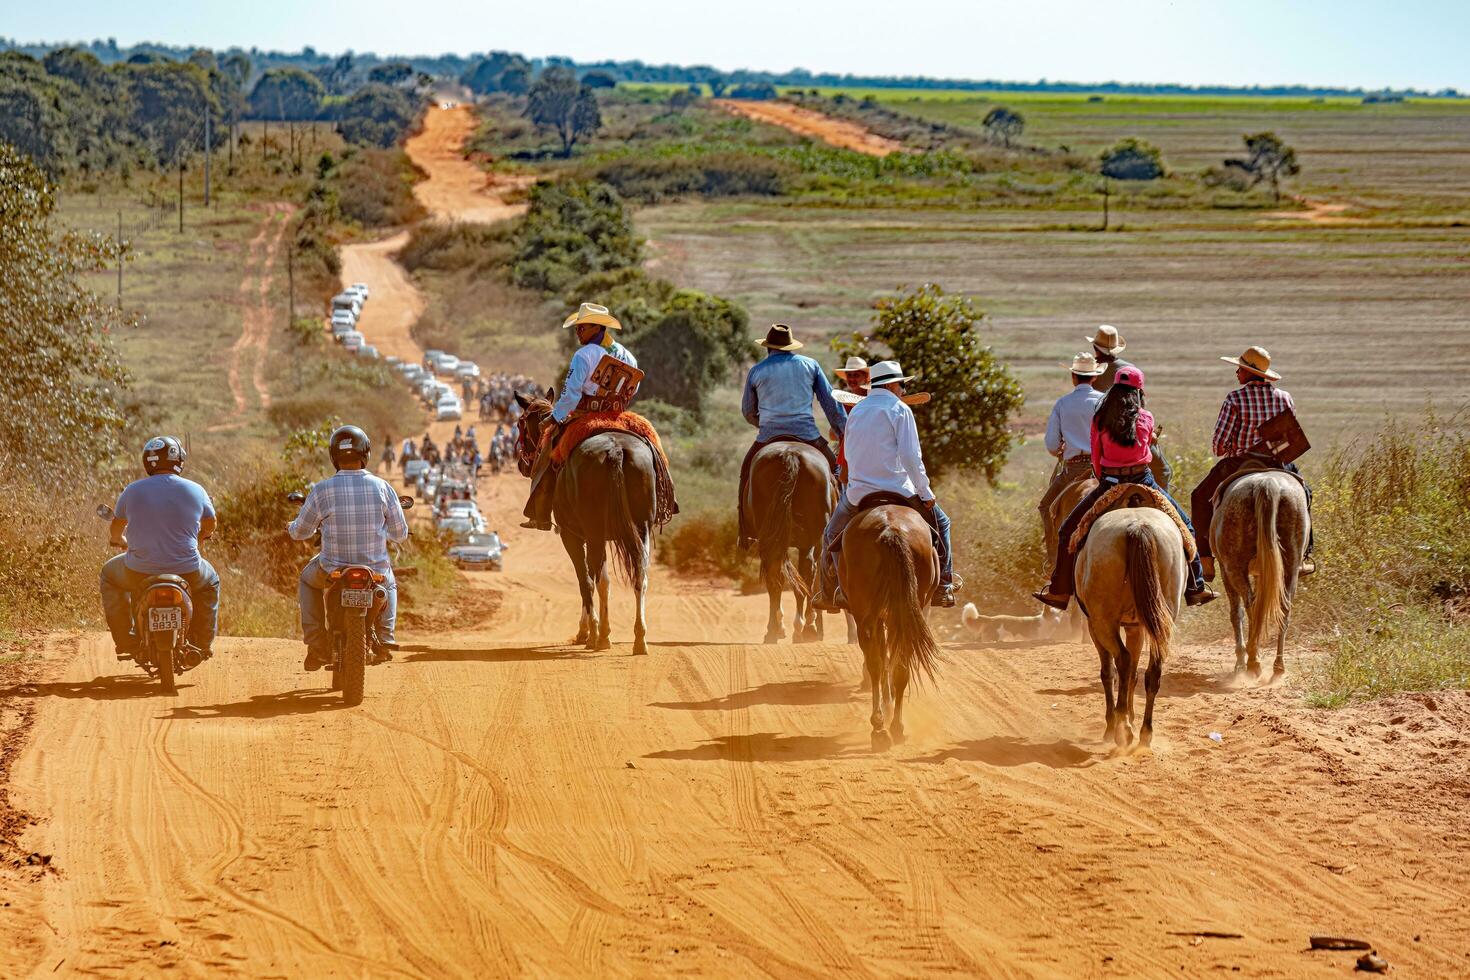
[
  {"xmin": 288, "ymin": 425, "xmax": 410, "ymax": 670},
  {"xmin": 737, "ymin": 323, "xmax": 847, "ymax": 549},
  {"xmin": 1039, "ymin": 352, "xmax": 1106, "ymax": 568},
  {"xmin": 100, "ymin": 436, "xmax": 220, "ymax": 659}
]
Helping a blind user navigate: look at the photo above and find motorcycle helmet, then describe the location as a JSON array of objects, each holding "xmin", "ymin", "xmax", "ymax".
[
  {"xmin": 329, "ymin": 424, "xmax": 371, "ymax": 470},
  {"xmin": 142, "ymin": 436, "xmax": 186, "ymax": 475}
]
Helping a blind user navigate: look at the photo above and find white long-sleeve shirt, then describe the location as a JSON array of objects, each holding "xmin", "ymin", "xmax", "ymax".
[
  {"xmin": 551, "ymin": 340, "xmax": 638, "ymax": 422},
  {"xmin": 843, "ymin": 387, "xmax": 934, "ymax": 505},
  {"xmin": 1044, "ymin": 382, "xmax": 1104, "ymax": 460}
]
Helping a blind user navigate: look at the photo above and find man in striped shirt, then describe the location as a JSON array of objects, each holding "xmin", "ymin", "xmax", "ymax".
[{"xmin": 1190, "ymin": 347, "xmax": 1314, "ymax": 579}]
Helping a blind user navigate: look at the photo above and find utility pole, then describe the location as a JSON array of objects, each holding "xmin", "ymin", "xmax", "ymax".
[
  {"xmin": 116, "ymin": 210, "xmax": 123, "ymax": 304},
  {"xmin": 286, "ymin": 239, "xmax": 295, "ymax": 327},
  {"xmin": 204, "ymin": 99, "xmax": 212, "ymax": 206}
]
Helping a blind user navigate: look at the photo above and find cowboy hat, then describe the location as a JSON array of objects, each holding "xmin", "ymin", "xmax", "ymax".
[
  {"xmin": 1221, "ymin": 345, "xmax": 1281, "ymax": 381},
  {"xmin": 834, "ymin": 355, "xmax": 869, "ymax": 377},
  {"xmin": 1088, "ymin": 324, "xmax": 1126, "ymax": 354},
  {"xmin": 835, "ymin": 388, "xmax": 931, "ymax": 407},
  {"xmin": 1065, "ymin": 351, "xmax": 1106, "ymax": 376},
  {"xmin": 758, "ymin": 323, "xmax": 803, "ymax": 351},
  {"xmin": 561, "ymin": 302, "xmax": 622, "ymax": 331},
  {"xmin": 832, "ymin": 389, "xmax": 864, "ymax": 406},
  {"xmin": 864, "ymin": 360, "xmax": 915, "ymax": 389}
]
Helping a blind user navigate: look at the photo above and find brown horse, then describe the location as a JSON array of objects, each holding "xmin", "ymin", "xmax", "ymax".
[
  {"xmin": 1075, "ymin": 507, "xmax": 1186, "ymax": 750},
  {"xmin": 515, "ymin": 392, "xmax": 656, "ymax": 656},
  {"xmin": 745, "ymin": 442, "xmax": 834, "ymax": 645},
  {"xmin": 840, "ymin": 505, "xmax": 940, "ymax": 752},
  {"xmin": 1211, "ymin": 471, "xmax": 1311, "ymax": 679}
]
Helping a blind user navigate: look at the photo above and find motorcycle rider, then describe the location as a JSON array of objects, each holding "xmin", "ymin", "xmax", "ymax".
[
  {"xmin": 288, "ymin": 425, "xmax": 409, "ymax": 671},
  {"xmin": 100, "ymin": 436, "xmax": 220, "ymax": 660}
]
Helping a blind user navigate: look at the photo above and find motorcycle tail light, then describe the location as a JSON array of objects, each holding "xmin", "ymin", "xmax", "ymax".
[
  {"xmin": 344, "ymin": 568, "xmax": 372, "ymax": 587},
  {"xmin": 148, "ymin": 587, "xmax": 181, "ymax": 605}
]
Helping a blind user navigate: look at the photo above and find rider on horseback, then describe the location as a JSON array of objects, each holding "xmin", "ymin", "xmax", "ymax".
[
  {"xmin": 1088, "ymin": 324, "xmax": 1171, "ymax": 489},
  {"xmin": 1190, "ymin": 346, "xmax": 1315, "ymax": 581},
  {"xmin": 813, "ymin": 361, "xmax": 956, "ymax": 610},
  {"xmin": 1039, "ymin": 352, "xmax": 1106, "ymax": 565},
  {"xmin": 522, "ymin": 303, "xmax": 639, "ymax": 531},
  {"xmin": 1033, "ymin": 366, "xmax": 1217, "ymax": 611},
  {"xmin": 737, "ymin": 324, "xmax": 847, "ymax": 549}
]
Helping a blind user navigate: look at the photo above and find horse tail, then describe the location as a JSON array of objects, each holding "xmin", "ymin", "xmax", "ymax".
[
  {"xmin": 605, "ymin": 444, "xmax": 645, "ymax": 586},
  {"xmin": 1126, "ymin": 524, "xmax": 1174, "ymax": 662},
  {"xmin": 1248, "ymin": 480, "xmax": 1287, "ymax": 655},
  {"xmin": 757, "ymin": 451, "xmax": 805, "ymax": 598},
  {"xmin": 876, "ymin": 526, "xmax": 939, "ymax": 683}
]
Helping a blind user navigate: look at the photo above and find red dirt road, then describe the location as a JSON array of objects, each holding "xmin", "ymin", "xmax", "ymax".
[{"xmin": 714, "ymin": 99, "xmax": 906, "ymax": 157}]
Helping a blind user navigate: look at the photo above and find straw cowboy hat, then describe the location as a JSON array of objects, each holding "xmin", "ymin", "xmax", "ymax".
[
  {"xmin": 758, "ymin": 324, "xmax": 803, "ymax": 351},
  {"xmin": 863, "ymin": 360, "xmax": 915, "ymax": 389},
  {"xmin": 1221, "ymin": 345, "xmax": 1281, "ymax": 381},
  {"xmin": 1088, "ymin": 324, "xmax": 1126, "ymax": 354},
  {"xmin": 1065, "ymin": 351, "xmax": 1106, "ymax": 376},
  {"xmin": 561, "ymin": 302, "xmax": 622, "ymax": 331},
  {"xmin": 835, "ymin": 388, "xmax": 931, "ymax": 407},
  {"xmin": 834, "ymin": 355, "xmax": 868, "ymax": 377}
]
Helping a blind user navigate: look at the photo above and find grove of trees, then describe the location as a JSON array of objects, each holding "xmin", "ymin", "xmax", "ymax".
[{"xmin": 525, "ymin": 66, "xmax": 602, "ymax": 157}]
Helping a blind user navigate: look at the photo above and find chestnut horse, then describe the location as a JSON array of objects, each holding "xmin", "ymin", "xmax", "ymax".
[
  {"xmin": 515, "ymin": 391, "xmax": 656, "ymax": 656},
  {"xmin": 840, "ymin": 505, "xmax": 940, "ymax": 752},
  {"xmin": 745, "ymin": 442, "xmax": 834, "ymax": 644}
]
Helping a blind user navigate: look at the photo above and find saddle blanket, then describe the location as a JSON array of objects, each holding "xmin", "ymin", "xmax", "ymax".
[
  {"xmin": 1067, "ymin": 482, "xmax": 1197, "ymax": 560},
  {"xmin": 1211, "ymin": 455, "xmax": 1307, "ymax": 509},
  {"xmin": 548, "ymin": 411, "xmax": 678, "ymax": 527}
]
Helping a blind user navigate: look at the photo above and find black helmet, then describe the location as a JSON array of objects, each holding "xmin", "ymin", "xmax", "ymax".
[
  {"xmin": 328, "ymin": 425, "xmax": 371, "ymax": 470},
  {"xmin": 142, "ymin": 436, "xmax": 186, "ymax": 475}
]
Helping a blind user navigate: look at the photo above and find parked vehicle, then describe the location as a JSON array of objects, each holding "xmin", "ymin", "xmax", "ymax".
[
  {"xmin": 398, "ymin": 363, "xmax": 425, "ymax": 382},
  {"xmin": 429, "ymin": 353, "xmax": 460, "ymax": 375},
  {"xmin": 455, "ymin": 361, "xmax": 481, "ymax": 380},
  {"xmin": 341, "ymin": 331, "xmax": 364, "ymax": 352},
  {"xmin": 348, "ymin": 282, "xmax": 370, "ymax": 300},
  {"xmin": 331, "ymin": 292, "xmax": 362, "ymax": 317},
  {"xmin": 422, "ymin": 348, "xmax": 445, "ymax": 370},
  {"xmin": 402, "ymin": 458, "xmax": 430, "ymax": 487},
  {"xmin": 448, "ymin": 532, "xmax": 505, "ymax": 570},
  {"xmin": 435, "ymin": 395, "xmax": 462, "ymax": 421},
  {"xmin": 286, "ymin": 490, "xmax": 415, "ymax": 706},
  {"xmin": 436, "ymin": 511, "xmax": 486, "ymax": 541},
  {"xmin": 357, "ymin": 345, "xmax": 379, "ymax": 359},
  {"xmin": 332, "ymin": 320, "xmax": 355, "ymax": 339},
  {"xmin": 94, "ymin": 504, "xmax": 209, "ymax": 695},
  {"xmin": 384, "ymin": 355, "xmax": 401, "ymax": 367}
]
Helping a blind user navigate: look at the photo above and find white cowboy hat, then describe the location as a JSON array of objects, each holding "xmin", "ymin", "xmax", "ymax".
[
  {"xmin": 1088, "ymin": 324, "xmax": 1126, "ymax": 354},
  {"xmin": 1221, "ymin": 345, "xmax": 1281, "ymax": 381},
  {"xmin": 834, "ymin": 356, "xmax": 869, "ymax": 377},
  {"xmin": 1065, "ymin": 351, "xmax": 1106, "ymax": 376},
  {"xmin": 864, "ymin": 360, "xmax": 915, "ymax": 389},
  {"xmin": 561, "ymin": 302, "xmax": 622, "ymax": 331}
]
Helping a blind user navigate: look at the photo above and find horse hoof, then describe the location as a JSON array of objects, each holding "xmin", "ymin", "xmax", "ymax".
[
  {"xmin": 871, "ymin": 731, "xmax": 892, "ymax": 753},
  {"xmin": 595, "ymin": 638, "xmax": 611, "ymax": 652},
  {"xmin": 632, "ymin": 640, "xmax": 648, "ymax": 657},
  {"xmin": 763, "ymin": 633, "xmax": 782, "ymax": 645},
  {"xmin": 1247, "ymin": 663, "xmax": 1262, "ymax": 679},
  {"xmin": 795, "ymin": 631, "xmax": 817, "ymax": 645},
  {"xmin": 575, "ymin": 631, "xmax": 590, "ymax": 645},
  {"xmin": 890, "ymin": 728, "xmax": 907, "ymax": 746}
]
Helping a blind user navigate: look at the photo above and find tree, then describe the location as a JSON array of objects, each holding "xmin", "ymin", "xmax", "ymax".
[
  {"xmin": 581, "ymin": 69, "xmax": 618, "ymax": 90},
  {"xmin": 0, "ymin": 142, "xmax": 130, "ymax": 478},
  {"xmin": 461, "ymin": 51, "xmax": 531, "ymax": 94},
  {"xmin": 728, "ymin": 81, "xmax": 777, "ymax": 100},
  {"xmin": 1100, "ymin": 137, "xmax": 1165, "ymax": 180},
  {"xmin": 982, "ymin": 106, "xmax": 1025, "ymax": 148},
  {"xmin": 337, "ymin": 83, "xmax": 416, "ymax": 148},
  {"xmin": 248, "ymin": 67, "xmax": 324, "ymax": 121},
  {"xmin": 1224, "ymin": 131, "xmax": 1300, "ymax": 202},
  {"xmin": 525, "ymin": 66, "xmax": 601, "ymax": 157},
  {"xmin": 367, "ymin": 61, "xmax": 414, "ymax": 88},
  {"xmin": 219, "ymin": 51, "xmax": 253, "ymax": 90},
  {"xmin": 833, "ymin": 283, "xmax": 1023, "ymax": 481},
  {"xmin": 708, "ymin": 76, "xmax": 728, "ymax": 98},
  {"xmin": 124, "ymin": 61, "xmax": 215, "ymax": 163},
  {"xmin": 499, "ymin": 65, "xmax": 531, "ymax": 95},
  {"xmin": 512, "ymin": 180, "xmax": 642, "ymax": 294}
]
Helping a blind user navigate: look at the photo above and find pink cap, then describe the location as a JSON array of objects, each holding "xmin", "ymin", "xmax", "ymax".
[{"xmin": 1114, "ymin": 365, "xmax": 1146, "ymax": 389}]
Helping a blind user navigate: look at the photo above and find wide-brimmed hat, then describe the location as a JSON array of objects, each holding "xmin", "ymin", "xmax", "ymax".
[
  {"xmin": 561, "ymin": 302, "xmax": 622, "ymax": 331},
  {"xmin": 1088, "ymin": 324, "xmax": 1126, "ymax": 354},
  {"xmin": 758, "ymin": 323, "xmax": 803, "ymax": 350},
  {"xmin": 1221, "ymin": 345, "xmax": 1281, "ymax": 381},
  {"xmin": 834, "ymin": 356, "xmax": 869, "ymax": 377},
  {"xmin": 1066, "ymin": 351, "xmax": 1106, "ymax": 376},
  {"xmin": 833, "ymin": 389, "xmax": 864, "ymax": 406},
  {"xmin": 864, "ymin": 360, "xmax": 915, "ymax": 389},
  {"xmin": 836, "ymin": 388, "xmax": 931, "ymax": 407}
]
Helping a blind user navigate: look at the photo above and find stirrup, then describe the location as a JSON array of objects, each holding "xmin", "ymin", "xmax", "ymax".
[
  {"xmin": 1185, "ymin": 587, "xmax": 1219, "ymax": 607},
  {"xmin": 1300, "ymin": 559, "xmax": 1317, "ymax": 577},
  {"xmin": 933, "ymin": 584, "xmax": 957, "ymax": 608},
  {"xmin": 520, "ymin": 518, "xmax": 552, "ymax": 531},
  {"xmin": 1032, "ymin": 591, "xmax": 1070, "ymax": 612}
]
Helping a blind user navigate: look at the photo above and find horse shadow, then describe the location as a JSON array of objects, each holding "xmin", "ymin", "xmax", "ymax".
[
  {"xmin": 906, "ymin": 735, "xmax": 1101, "ymax": 769},
  {"xmin": 400, "ymin": 645, "xmax": 589, "ymax": 664},
  {"xmin": 645, "ymin": 731, "xmax": 855, "ymax": 763},
  {"xmin": 1, "ymin": 674, "xmax": 193, "ymax": 701},
  {"xmin": 163, "ymin": 687, "xmax": 351, "ymax": 720},
  {"xmin": 651, "ymin": 679, "xmax": 858, "ymax": 712},
  {"xmin": 1036, "ymin": 669, "xmax": 1237, "ymax": 700}
]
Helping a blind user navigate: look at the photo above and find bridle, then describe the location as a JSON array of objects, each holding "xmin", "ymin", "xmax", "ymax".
[{"xmin": 514, "ymin": 402, "xmax": 549, "ymax": 477}]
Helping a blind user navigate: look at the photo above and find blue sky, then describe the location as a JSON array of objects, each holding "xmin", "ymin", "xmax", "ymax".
[{"xmin": 6, "ymin": 0, "xmax": 1466, "ymax": 90}]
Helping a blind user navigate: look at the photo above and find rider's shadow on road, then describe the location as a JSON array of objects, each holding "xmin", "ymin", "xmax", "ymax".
[
  {"xmin": 650, "ymin": 679, "xmax": 858, "ymax": 712},
  {"xmin": 1035, "ymin": 669, "xmax": 1238, "ymax": 700},
  {"xmin": 645, "ymin": 731, "xmax": 857, "ymax": 763},
  {"xmin": 906, "ymin": 736, "xmax": 1102, "ymax": 769},
  {"xmin": 398, "ymin": 645, "xmax": 591, "ymax": 664},
  {"xmin": 163, "ymin": 687, "xmax": 349, "ymax": 720},
  {"xmin": 2, "ymin": 674, "xmax": 193, "ymax": 701}
]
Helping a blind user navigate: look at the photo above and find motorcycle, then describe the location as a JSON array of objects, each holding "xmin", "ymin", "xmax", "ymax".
[
  {"xmin": 95, "ymin": 504, "xmax": 209, "ymax": 695},
  {"xmin": 287, "ymin": 490, "xmax": 415, "ymax": 707}
]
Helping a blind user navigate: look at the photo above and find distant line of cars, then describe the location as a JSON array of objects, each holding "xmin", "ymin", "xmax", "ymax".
[{"xmin": 329, "ymin": 283, "xmax": 380, "ymax": 359}]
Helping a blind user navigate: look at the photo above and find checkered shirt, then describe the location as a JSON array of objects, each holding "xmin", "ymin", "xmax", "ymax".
[
  {"xmin": 1212, "ymin": 381, "xmax": 1295, "ymax": 457},
  {"xmin": 287, "ymin": 469, "xmax": 408, "ymax": 572}
]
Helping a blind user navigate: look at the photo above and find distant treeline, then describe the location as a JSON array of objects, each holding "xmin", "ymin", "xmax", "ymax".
[{"xmin": 2, "ymin": 36, "xmax": 1462, "ymax": 101}]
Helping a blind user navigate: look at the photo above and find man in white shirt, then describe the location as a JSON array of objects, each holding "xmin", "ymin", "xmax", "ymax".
[
  {"xmin": 813, "ymin": 361, "xmax": 954, "ymax": 610},
  {"xmin": 1039, "ymin": 352, "xmax": 1106, "ymax": 563}
]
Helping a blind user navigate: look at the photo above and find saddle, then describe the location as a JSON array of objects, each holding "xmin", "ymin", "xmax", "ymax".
[
  {"xmin": 1212, "ymin": 454, "xmax": 1307, "ymax": 509},
  {"xmin": 1067, "ymin": 482, "xmax": 1197, "ymax": 560},
  {"xmin": 544, "ymin": 411, "xmax": 678, "ymax": 527},
  {"xmin": 833, "ymin": 491, "xmax": 940, "ymax": 555}
]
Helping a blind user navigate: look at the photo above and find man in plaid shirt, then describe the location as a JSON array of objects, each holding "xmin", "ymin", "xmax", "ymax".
[
  {"xmin": 1190, "ymin": 347, "xmax": 1314, "ymax": 579},
  {"xmin": 289, "ymin": 425, "xmax": 410, "ymax": 670}
]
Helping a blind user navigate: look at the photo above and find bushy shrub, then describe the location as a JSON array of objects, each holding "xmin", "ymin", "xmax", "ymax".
[
  {"xmin": 338, "ymin": 83, "xmax": 418, "ymax": 148},
  {"xmin": 1100, "ymin": 137, "xmax": 1166, "ymax": 180},
  {"xmin": 398, "ymin": 222, "xmax": 513, "ymax": 273},
  {"xmin": 588, "ymin": 151, "xmax": 790, "ymax": 202},
  {"xmin": 511, "ymin": 180, "xmax": 641, "ymax": 293}
]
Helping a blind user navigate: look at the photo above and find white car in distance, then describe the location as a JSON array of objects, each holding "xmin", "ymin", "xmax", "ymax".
[
  {"xmin": 455, "ymin": 361, "xmax": 480, "ymax": 380},
  {"xmin": 341, "ymin": 330, "xmax": 364, "ymax": 352},
  {"xmin": 435, "ymin": 395, "xmax": 463, "ymax": 421}
]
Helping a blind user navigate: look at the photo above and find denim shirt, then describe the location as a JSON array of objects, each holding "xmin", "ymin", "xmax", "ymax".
[{"xmin": 741, "ymin": 351, "xmax": 846, "ymax": 442}]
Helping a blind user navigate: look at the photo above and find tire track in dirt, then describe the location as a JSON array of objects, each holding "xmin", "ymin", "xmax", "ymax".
[{"xmin": 216, "ymin": 203, "xmax": 291, "ymax": 431}]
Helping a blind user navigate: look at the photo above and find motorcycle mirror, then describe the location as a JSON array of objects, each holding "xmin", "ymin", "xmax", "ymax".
[
  {"xmin": 286, "ymin": 491, "xmax": 305, "ymax": 504},
  {"xmin": 399, "ymin": 495, "xmax": 415, "ymax": 510},
  {"xmin": 95, "ymin": 504, "xmax": 115, "ymax": 520}
]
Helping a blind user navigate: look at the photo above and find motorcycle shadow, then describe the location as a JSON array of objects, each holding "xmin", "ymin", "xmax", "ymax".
[
  {"xmin": 1, "ymin": 674, "xmax": 191, "ymax": 701},
  {"xmin": 163, "ymin": 687, "xmax": 350, "ymax": 721}
]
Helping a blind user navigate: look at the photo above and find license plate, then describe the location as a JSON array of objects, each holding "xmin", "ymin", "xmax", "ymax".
[
  {"xmin": 148, "ymin": 607, "xmax": 182, "ymax": 631},
  {"xmin": 341, "ymin": 589, "xmax": 374, "ymax": 608}
]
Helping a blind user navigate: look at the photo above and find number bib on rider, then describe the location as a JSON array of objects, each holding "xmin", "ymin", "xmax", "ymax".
[
  {"xmin": 341, "ymin": 589, "xmax": 374, "ymax": 608},
  {"xmin": 148, "ymin": 607, "xmax": 183, "ymax": 631}
]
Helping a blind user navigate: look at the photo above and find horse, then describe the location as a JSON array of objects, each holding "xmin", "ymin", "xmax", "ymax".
[
  {"xmin": 1075, "ymin": 507, "xmax": 1186, "ymax": 750},
  {"xmin": 840, "ymin": 505, "xmax": 941, "ymax": 752},
  {"xmin": 1211, "ymin": 471, "xmax": 1311, "ymax": 679},
  {"xmin": 1047, "ymin": 469, "xmax": 1098, "ymax": 640},
  {"xmin": 745, "ymin": 442, "xmax": 834, "ymax": 645},
  {"xmin": 514, "ymin": 391, "xmax": 656, "ymax": 656}
]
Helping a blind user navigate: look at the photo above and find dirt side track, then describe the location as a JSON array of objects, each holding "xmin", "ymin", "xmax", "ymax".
[
  {"xmin": 713, "ymin": 99, "xmax": 906, "ymax": 157},
  {"xmin": 1, "ymin": 106, "xmax": 1467, "ymax": 978}
]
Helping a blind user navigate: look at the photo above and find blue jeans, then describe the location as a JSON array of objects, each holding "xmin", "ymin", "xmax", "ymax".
[
  {"xmin": 298, "ymin": 557, "xmax": 398, "ymax": 645},
  {"xmin": 819, "ymin": 494, "xmax": 953, "ymax": 595},
  {"xmin": 1045, "ymin": 470, "xmax": 1204, "ymax": 596},
  {"xmin": 100, "ymin": 553, "xmax": 220, "ymax": 651}
]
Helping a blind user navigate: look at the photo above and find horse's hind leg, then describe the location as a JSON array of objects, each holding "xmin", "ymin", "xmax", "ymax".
[
  {"xmin": 889, "ymin": 659, "xmax": 911, "ymax": 746},
  {"xmin": 1140, "ymin": 651, "xmax": 1162, "ymax": 748},
  {"xmin": 563, "ymin": 534, "xmax": 595, "ymax": 646},
  {"xmin": 795, "ymin": 548, "xmax": 818, "ymax": 644},
  {"xmin": 585, "ymin": 539, "xmax": 608, "ymax": 651},
  {"xmin": 1223, "ymin": 564, "xmax": 1250, "ymax": 675},
  {"xmin": 596, "ymin": 564, "xmax": 611, "ymax": 651},
  {"xmin": 631, "ymin": 528, "xmax": 650, "ymax": 656},
  {"xmin": 1273, "ymin": 574, "xmax": 1297, "ymax": 680},
  {"xmin": 859, "ymin": 620, "xmax": 890, "ymax": 751},
  {"xmin": 763, "ymin": 549, "xmax": 785, "ymax": 645},
  {"xmin": 1089, "ymin": 621, "xmax": 1120, "ymax": 742}
]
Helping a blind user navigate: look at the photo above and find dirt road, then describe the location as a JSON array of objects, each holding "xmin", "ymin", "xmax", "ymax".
[
  {"xmin": 215, "ymin": 203, "xmax": 292, "ymax": 429},
  {"xmin": 4, "ymin": 105, "xmax": 1468, "ymax": 979},
  {"xmin": 714, "ymin": 99, "xmax": 906, "ymax": 157},
  {"xmin": 407, "ymin": 104, "xmax": 532, "ymax": 224}
]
